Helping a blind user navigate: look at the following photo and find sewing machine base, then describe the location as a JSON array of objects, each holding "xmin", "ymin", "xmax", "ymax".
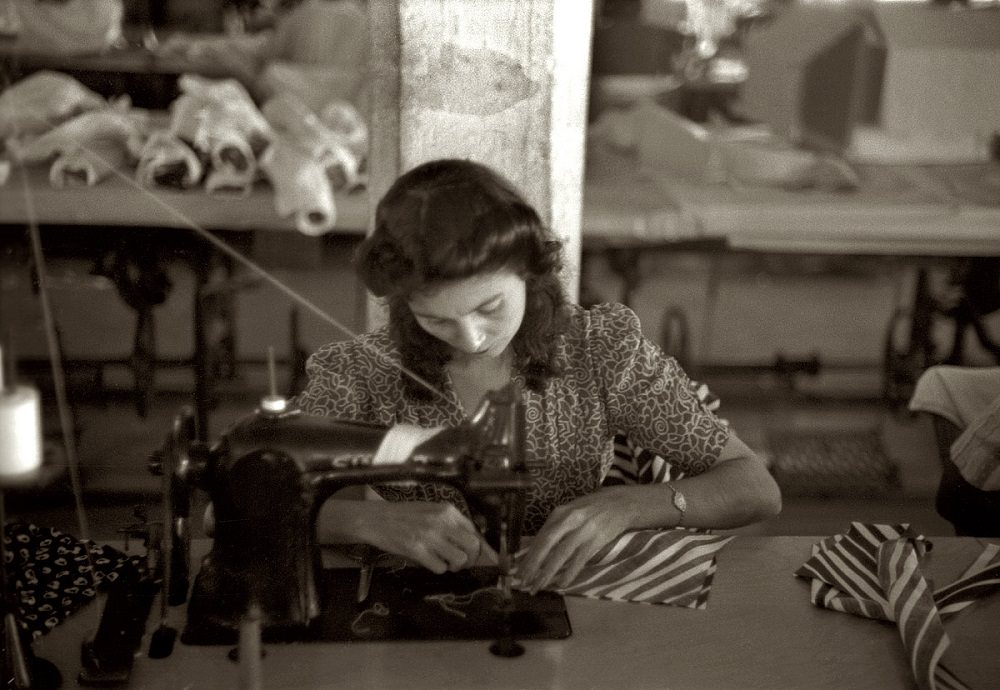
[{"xmin": 181, "ymin": 566, "xmax": 571, "ymax": 645}]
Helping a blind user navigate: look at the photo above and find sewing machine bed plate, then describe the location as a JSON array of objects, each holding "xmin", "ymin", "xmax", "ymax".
[{"xmin": 183, "ymin": 567, "xmax": 572, "ymax": 644}]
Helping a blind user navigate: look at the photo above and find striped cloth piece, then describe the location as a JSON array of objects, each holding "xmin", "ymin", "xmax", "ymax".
[
  {"xmin": 795, "ymin": 522, "xmax": 1000, "ymax": 690},
  {"xmin": 515, "ymin": 529, "xmax": 734, "ymax": 609}
]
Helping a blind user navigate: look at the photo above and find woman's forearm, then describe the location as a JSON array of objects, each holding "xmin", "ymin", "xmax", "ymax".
[
  {"xmin": 624, "ymin": 455, "xmax": 782, "ymax": 531},
  {"xmin": 316, "ymin": 498, "xmax": 376, "ymax": 544}
]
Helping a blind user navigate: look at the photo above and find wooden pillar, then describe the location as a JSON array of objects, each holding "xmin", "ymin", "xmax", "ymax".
[{"xmin": 367, "ymin": 0, "xmax": 593, "ymax": 323}]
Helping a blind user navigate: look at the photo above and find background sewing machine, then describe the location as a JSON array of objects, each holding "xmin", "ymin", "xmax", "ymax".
[{"xmin": 150, "ymin": 381, "xmax": 570, "ymax": 655}]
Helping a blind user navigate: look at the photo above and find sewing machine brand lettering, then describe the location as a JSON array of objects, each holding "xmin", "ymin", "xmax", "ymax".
[
  {"xmin": 307, "ymin": 452, "xmax": 452, "ymax": 468},
  {"xmin": 312, "ymin": 453, "xmax": 376, "ymax": 469}
]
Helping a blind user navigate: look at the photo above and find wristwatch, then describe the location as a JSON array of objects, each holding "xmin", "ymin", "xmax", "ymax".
[{"xmin": 667, "ymin": 482, "xmax": 687, "ymax": 528}]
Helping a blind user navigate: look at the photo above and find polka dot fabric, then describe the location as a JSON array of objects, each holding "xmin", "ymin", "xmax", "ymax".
[{"xmin": 3, "ymin": 522, "xmax": 143, "ymax": 639}]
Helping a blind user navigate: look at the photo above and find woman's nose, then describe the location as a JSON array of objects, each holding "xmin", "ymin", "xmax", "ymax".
[{"xmin": 454, "ymin": 318, "xmax": 487, "ymax": 352}]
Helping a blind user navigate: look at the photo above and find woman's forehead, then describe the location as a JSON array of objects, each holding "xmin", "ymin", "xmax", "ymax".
[{"xmin": 409, "ymin": 270, "xmax": 523, "ymax": 315}]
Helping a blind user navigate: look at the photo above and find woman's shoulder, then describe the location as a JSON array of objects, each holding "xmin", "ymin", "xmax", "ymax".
[
  {"xmin": 307, "ymin": 328, "xmax": 398, "ymax": 374},
  {"xmin": 564, "ymin": 302, "xmax": 641, "ymax": 341}
]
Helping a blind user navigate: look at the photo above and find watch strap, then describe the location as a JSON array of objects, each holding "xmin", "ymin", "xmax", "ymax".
[{"xmin": 667, "ymin": 482, "xmax": 687, "ymax": 528}]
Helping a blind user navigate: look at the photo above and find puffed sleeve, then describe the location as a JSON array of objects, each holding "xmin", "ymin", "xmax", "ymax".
[
  {"xmin": 587, "ymin": 303, "xmax": 729, "ymax": 476},
  {"xmin": 293, "ymin": 333, "xmax": 400, "ymax": 426}
]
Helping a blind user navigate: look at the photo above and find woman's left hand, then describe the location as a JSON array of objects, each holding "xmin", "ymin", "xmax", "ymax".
[{"xmin": 514, "ymin": 487, "xmax": 638, "ymax": 594}]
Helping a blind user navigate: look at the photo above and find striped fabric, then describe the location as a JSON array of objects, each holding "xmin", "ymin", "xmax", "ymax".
[
  {"xmin": 515, "ymin": 529, "xmax": 734, "ymax": 609},
  {"xmin": 796, "ymin": 522, "xmax": 1000, "ymax": 690},
  {"xmin": 541, "ymin": 381, "xmax": 731, "ymax": 608}
]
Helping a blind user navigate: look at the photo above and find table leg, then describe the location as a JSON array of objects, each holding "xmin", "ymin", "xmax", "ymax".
[{"xmin": 191, "ymin": 254, "xmax": 211, "ymax": 441}]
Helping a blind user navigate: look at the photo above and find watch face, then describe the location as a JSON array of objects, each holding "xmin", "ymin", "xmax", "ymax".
[{"xmin": 674, "ymin": 490, "xmax": 687, "ymax": 512}]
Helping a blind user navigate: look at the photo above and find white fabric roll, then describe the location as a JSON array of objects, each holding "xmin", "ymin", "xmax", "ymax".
[
  {"xmin": 260, "ymin": 137, "xmax": 336, "ymax": 236},
  {"xmin": 0, "ymin": 385, "xmax": 43, "ymax": 478},
  {"xmin": 49, "ymin": 139, "xmax": 128, "ymax": 187}
]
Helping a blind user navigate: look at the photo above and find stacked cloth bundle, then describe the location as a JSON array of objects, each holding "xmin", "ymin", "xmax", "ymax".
[
  {"xmin": 796, "ymin": 522, "xmax": 1000, "ymax": 690},
  {"xmin": 0, "ymin": 71, "xmax": 147, "ymax": 188},
  {"xmin": 0, "ymin": 70, "xmax": 368, "ymax": 236}
]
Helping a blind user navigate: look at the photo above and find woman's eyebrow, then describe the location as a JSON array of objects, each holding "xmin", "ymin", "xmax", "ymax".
[{"xmin": 412, "ymin": 293, "xmax": 502, "ymax": 319}]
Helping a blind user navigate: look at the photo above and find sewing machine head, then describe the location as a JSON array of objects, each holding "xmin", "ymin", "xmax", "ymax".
[{"xmin": 155, "ymin": 382, "xmax": 531, "ymax": 644}]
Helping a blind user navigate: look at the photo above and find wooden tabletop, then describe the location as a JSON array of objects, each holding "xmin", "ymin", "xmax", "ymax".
[{"xmin": 32, "ymin": 534, "xmax": 1000, "ymax": 690}]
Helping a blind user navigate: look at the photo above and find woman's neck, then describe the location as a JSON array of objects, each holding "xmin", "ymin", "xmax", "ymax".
[{"xmin": 446, "ymin": 349, "xmax": 514, "ymax": 414}]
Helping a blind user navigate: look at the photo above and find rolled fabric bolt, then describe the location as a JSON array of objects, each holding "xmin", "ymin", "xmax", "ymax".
[
  {"xmin": 0, "ymin": 385, "xmax": 43, "ymax": 477},
  {"xmin": 260, "ymin": 137, "xmax": 336, "ymax": 236},
  {"xmin": 204, "ymin": 132, "xmax": 257, "ymax": 197},
  {"xmin": 320, "ymin": 100, "xmax": 368, "ymax": 159},
  {"xmin": 262, "ymin": 94, "xmax": 361, "ymax": 188},
  {"xmin": 136, "ymin": 130, "xmax": 203, "ymax": 189},
  {"xmin": 49, "ymin": 139, "xmax": 128, "ymax": 187},
  {"xmin": 175, "ymin": 74, "xmax": 273, "ymax": 149}
]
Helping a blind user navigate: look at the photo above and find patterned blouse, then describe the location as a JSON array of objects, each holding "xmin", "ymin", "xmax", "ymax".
[{"xmin": 295, "ymin": 302, "xmax": 729, "ymax": 535}]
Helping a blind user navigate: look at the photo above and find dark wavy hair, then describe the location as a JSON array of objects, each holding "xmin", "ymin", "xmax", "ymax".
[{"xmin": 354, "ymin": 158, "xmax": 569, "ymax": 400}]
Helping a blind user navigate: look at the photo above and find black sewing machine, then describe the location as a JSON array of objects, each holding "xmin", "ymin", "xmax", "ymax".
[{"xmin": 151, "ymin": 382, "xmax": 570, "ymax": 653}]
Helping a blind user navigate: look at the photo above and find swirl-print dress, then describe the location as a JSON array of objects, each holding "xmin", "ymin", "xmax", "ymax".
[{"xmin": 295, "ymin": 302, "xmax": 729, "ymax": 535}]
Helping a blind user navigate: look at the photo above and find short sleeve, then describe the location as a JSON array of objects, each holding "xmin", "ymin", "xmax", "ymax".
[
  {"xmin": 587, "ymin": 303, "xmax": 728, "ymax": 476},
  {"xmin": 293, "ymin": 334, "xmax": 400, "ymax": 426}
]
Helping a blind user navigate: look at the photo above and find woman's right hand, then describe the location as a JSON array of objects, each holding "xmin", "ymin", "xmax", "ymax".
[{"xmin": 321, "ymin": 499, "xmax": 497, "ymax": 574}]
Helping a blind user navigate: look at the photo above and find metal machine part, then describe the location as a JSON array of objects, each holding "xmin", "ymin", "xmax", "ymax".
[{"xmin": 153, "ymin": 383, "xmax": 531, "ymax": 644}]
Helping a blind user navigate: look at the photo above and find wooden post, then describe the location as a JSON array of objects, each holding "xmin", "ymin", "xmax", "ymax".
[{"xmin": 367, "ymin": 0, "xmax": 593, "ymax": 325}]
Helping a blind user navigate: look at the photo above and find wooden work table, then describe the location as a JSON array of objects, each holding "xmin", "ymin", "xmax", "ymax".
[
  {"xmin": 31, "ymin": 535, "xmax": 1000, "ymax": 690},
  {"xmin": 3, "ymin": 152, "xmax": 998, "ymax": 254}
]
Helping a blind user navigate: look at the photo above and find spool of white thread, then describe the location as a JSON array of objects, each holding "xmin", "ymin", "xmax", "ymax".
[{"xmin": 0, "ymin": 385, "xmax": 43, "ymax": 478}]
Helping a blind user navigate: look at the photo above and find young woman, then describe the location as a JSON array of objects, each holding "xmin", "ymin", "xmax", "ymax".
[{"xmin": 295, "ymin": 158, "xmax": 781, "ymax": 593}]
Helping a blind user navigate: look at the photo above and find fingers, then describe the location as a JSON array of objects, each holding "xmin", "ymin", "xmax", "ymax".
[
  {"xmin": 414, "ymin": 537, "xmax": 469, "ymax": 574},
  {"xmin": 475, "ymin": 538, "xmax": 499, "ymax": 567},
  {"xmin": 202, "ymin": 502, "xmax": 216, "ymax": 538},
  {"xmin": 515, "ymin": 505, "xmax": 579, "ymax": 587},
  {"xmin": 347, "ymin": 500, "xmax": 499, "ymax": 574},
  {"xmin": 521, "ymin": 533, "xmax": 587, "ymax": 594},
  {"xmin": 396, "ymin": 503, "xmax": 486, "ymax": 573}
]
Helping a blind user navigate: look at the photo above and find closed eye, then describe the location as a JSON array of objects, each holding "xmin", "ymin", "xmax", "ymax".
[{"xmin": 478, "ymin": 298, "xmax": 503, "ymax": 314}]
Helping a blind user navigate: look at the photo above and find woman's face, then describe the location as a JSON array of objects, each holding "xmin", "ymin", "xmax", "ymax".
[{"xmin": 408, "ymin": 269, "xmax": 527, "ymax": 362}]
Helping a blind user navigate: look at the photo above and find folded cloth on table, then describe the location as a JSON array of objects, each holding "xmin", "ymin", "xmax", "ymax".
[
  {"xmin": 5, "ymin": 107, "xmax": 146, "ymax": 166},
  {"xmin": 908, "ymin": 365, "xmax": 1000, "ymax": 429},
  {"xmin": 3, "ymin": 522, "xmax": 144, "ymax": 640},
  {"xmin": 513, "ymin": 528, "xmax": 734, "ymax": 609},
  {"xmin": 0, "ymin": 71, "xmax": 106, "ymax": 140},
  {"xmin": 909, "ymin": 365, "xmax": 1000, "ymax": 491},
  {"xmin": 796, "ymin": 522, "xmax": 1000, "ymax": 690},
  {"xmin": 951, "ymin": 390, "xmax": 1000, "ymax": 491}
]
